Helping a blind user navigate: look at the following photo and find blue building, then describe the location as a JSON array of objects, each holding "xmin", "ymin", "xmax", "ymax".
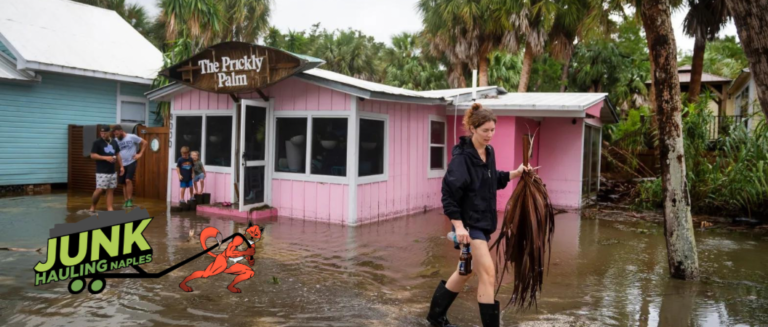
[{"xmin": 0, "ymin": 0, "xmax": 162, "ymax": 187}]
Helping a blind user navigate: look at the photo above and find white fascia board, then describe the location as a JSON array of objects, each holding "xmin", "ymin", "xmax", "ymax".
[{"xmin": 22, "ymin": 61, "xmax": 155, "ymax": 85}]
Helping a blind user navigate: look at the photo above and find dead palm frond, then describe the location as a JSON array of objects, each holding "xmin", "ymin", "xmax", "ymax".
[{"xmin": 490, "ymin": 135, "xmax": 556, "ymax": 310}]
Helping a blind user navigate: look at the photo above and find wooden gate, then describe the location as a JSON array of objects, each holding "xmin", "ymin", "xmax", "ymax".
[{"xmin": 135, "ymin": 126, "xmax": 169, "ymax": 200}]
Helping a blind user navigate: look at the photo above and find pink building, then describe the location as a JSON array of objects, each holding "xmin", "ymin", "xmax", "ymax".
[{"xmin": 148, "ymin": 59, "xmax": 617, "ymax": 226}]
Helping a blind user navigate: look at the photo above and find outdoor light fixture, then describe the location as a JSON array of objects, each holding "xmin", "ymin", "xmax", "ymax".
[{"xmin": 572, "ymin": 119, "xmax": 577, "ymax": 125}]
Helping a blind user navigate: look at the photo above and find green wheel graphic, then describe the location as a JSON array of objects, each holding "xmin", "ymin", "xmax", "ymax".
[
  {"xmin": 88, "ymin": 278, "xmax": 106, "ymax": 294},
  {"xmin": 68, "ymin": 278, "xmax": 85, "ymax": 294}
]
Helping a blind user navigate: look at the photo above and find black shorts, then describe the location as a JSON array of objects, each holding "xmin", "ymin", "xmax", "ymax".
[
  {"xmin": 119, "ymin": 162, "xmax": 137, "ymax": 184},
  {"xmin": 452, "ymin": 226, "xmax": 492, "ymax": 242}
]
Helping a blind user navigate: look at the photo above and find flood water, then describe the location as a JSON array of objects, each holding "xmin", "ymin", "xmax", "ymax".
[{"xmin": 0, "ymin": 193, "xmax": 767, "ymax": 327}]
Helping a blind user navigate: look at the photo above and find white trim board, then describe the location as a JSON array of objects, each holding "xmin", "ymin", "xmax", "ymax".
[
  {"xmin": 427, "ymin": 114, "xmax": 448, "ymax": 179},
  {"xmin": 347, "ymin": 99, "xmax": 359, "ymax": 225}
]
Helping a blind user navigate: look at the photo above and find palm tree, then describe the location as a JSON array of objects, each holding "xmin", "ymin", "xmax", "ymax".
[
  {"xmin": 596, "ymin": 0, "xmax": 699, "ymax": 281},
  {"xmin": 159, "ymin": 0, "xmax": 224, "ymax": 53},
  {"xmin": 418, "ymin": 0, "xmax": 517, "ymax": 87},
  {"xmin": 487, "ymin": 51, "xmax": 523, "ymax": 91},
  {"xmin": 725, "ymin": 0, "xmax": 768, "ymax": 118},
  {"xmin": 310, "ymin": 29, "xmax": 383, "ymax": 82},
  {"xmin": 511, "ymin": 0, "xmax": 557, "ymax": 92},
  {"xmin": 382, "ymin": 33, "xmax": 449, "ymax": 90},
  {"xmin": 682, "ymin": 0, "xmax": 730, "ymax": 103},
  {"xmin": 221, "ymin": 0, "xmax": 271, "ymax": 43},
  {"xmin": 546, "ymin": 0, "xmax": 592, "ymax": 92}
]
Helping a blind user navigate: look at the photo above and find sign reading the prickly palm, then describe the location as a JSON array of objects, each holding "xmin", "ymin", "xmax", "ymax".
[{"xmin": 161, "ymin": 42, "xmax": 309, "ymax": 94}]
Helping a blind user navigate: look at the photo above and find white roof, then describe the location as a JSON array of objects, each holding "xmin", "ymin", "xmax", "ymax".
[
  {"xmin": 458, "ymin": 92, "xmax": 607, "ymax": 111},
  {"xmin": 420, "ymin": 86, "xmax": 501, "ymax": 97},
  {"xmin": 302, "ymin": 68, "xmax": 443, "ymax": 100},
  {"xmin": 0, "ymin": 52, "xmax": 36, "ymax": 82},
  {"xmin": 0, "ymin": 0, "xmax": 163, "ymax": 84}
]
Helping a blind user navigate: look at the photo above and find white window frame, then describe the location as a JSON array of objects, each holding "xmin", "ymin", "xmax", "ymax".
[
  {"xmin": 357, "ymin": 112, "xmax": 389, "ymax": 184},
  {"xmin": 428, "ymin": 114, "xmax": 448, "ymax": 179},
  {"xmin": 116, "ymin": 83, "xmax": 150, "ymax": 125},
  {"xmin": 171, "ymin": 109, "xmax": 237, "ymax": 174},
  {"xmin": 271, "ymin": 110, "xmax": 351, "ymax": 184}
]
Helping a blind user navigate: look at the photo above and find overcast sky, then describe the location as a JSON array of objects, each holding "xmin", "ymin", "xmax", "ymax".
[{"xmin": 127, "ymin": 0, "xmax": 738, "ymax": 53}]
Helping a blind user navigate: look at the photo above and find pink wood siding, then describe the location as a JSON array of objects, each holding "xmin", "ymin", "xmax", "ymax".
[
  {"xmin": 537, "ymin": 117, "xmax": 584, "ymax": 208},
  {"xmin": 170, "ymin": 171, "xmax": 231, "ymax": 204},
  {"xmin": 239, "ymin": 77, "xmax": 352, "ymax": 111},
  {"xmin": 242, "ymin": 78, "xmax": 352, "ymax": 222},
  {"xmin": 271, "ymin": 179, "xmax": 348, "ymax": 224},
  {"xmin": 356, "ymin": 99, "xmax": 445, "ymax": 223},
  {"xmin": 585, "ymin": 101, "xmax": 603, "ymax": 118},
  {"xmin": 174, "ymin": 90, "xmax": 233, "ymax": 110}
]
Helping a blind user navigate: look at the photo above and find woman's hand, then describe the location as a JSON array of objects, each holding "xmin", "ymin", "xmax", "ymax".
[{"xmin": 451, "ymin": 221, "xmax": 471, "ymax": 244}]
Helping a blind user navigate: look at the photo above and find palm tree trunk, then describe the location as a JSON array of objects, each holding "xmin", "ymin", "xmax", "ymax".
[
  {"xmin": 688, "ymin": 32, "xmax": 706, "ymax": 103},
  {"xmin": 448, "ymin": 62, "xmax": 467, "ymax": 88},
  {"xmin": 559, "ymin": 53, "xmax": 572, "ymax": 92},
  {"xmin": 640, "ymin": 0, "xmax": 700, "ymax": 281},
  {"xmin": 727, "ymin": 0, "xmax": 768, "ymax": 118},
  {"xmin": 478, "ymin": 47, "xmax": 490, "ymax": 87},
  {"xmin": 518, "ymin": 41, "xmax": 535, "ymax": 92}
]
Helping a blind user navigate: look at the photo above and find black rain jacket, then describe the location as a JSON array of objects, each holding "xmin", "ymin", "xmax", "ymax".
[{"xmin": 441, "ymin": 136, "xmax": 511, "ymax": 233}]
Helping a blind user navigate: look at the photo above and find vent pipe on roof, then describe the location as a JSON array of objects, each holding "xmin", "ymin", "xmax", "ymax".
[{"xmin": 472, "ymin": 70, "xmax": 478, "ymax": 101}]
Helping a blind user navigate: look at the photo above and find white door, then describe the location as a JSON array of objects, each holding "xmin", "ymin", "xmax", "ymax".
[{"xmin": 239, "ymin": 99, "xmax": 270, "ymax": 211}]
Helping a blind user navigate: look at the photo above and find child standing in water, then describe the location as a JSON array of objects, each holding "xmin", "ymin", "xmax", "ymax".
[
  {"xmin": 176, "ymin": 146, "xmax": 194, "ymax": 204},
  {"xmin": 191, "ymin": 151, "xmax": 206, "ymax": 195}
]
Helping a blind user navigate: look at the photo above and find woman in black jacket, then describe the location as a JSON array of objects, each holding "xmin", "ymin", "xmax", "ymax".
[{"xmin": 427, "ymin": 103, "xmax": 529, "ymax": 327}]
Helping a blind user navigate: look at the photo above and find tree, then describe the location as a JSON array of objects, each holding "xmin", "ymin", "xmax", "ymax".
[
  {"xmin": 221, "ymin": 0, "xmax": 271, "ymax": 43},
  {"xmin": 640, "ymin": 0, "xmax": 700, "ymax": 280},
  {"xmin": 309, "ymin": 29, "xmax": 384, "ymax": 82},
  {"xmin": 510, "ymin": 0, "xmax": 557, "ymax": 92},
  {"xmin": 723, "ymin": 0, "xmax": 768, "ymax": 118},
  {"xmin": 488, "ymin": 51, "xmax": 523, "ymax": 91},
  {"xmin": 418, "ymin": 0, "xmax": 517, "ymax": 87},
  {"xmin": 682, "ymin": 0, "xmax": 730, "ymax": 103},
  {"xmin": 678, "ymin": 36, "xmax": 749, "ymax": 79},
  {"xmin": 546, "ymin": 0, "xmax": 593, "ymax": 92},
  {"xmin": 381, "ymin": 33, "xmax": 450, "ymax": 90}
]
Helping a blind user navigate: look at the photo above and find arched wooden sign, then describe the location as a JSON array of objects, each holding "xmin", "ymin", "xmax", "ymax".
[{"xmin": 160, "ymin": 42, "xmax": 317, "ymax": 94}]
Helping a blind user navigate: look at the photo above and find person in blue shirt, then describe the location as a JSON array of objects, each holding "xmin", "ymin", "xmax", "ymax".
[{"xmin": 176, "ymin": 146, "xmax": 195, "ymax": 204}]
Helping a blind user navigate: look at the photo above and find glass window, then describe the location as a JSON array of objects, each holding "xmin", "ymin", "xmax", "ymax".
[
  {"xmin": 359, "ymin": 119, "xmax": 385, "ymax": 177},
  {"xmin": 274, "ymin": 118, "xmax": 308, "ymax": 173},
  {"xmin": 311, "ymin": 118, "xmax": 348, "ymax": 176},
  {"xmin": 121, "ymin": 101, "xmax": 146, "ymax": 124},
  {"xmin": 243, "ymin": 106, "xmax": 267, "ymax": 161},
  {"xmin": 205, "ymin": 116, "xmax": 233, "ymax": 167},
  {"xmin": 175, "ymin": 116, "xmax": 202, "ymax": 161},
  {"xmin": 429, "ymin": 120, "xmax": 446, "ymax": 170}
]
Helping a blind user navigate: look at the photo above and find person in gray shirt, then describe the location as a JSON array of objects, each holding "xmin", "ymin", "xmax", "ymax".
[{"xmin": 112, "ymin": 125, "xmax": 146, "ymax": 208}]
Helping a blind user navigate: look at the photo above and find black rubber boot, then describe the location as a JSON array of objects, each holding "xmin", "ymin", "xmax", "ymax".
[
  {"xmin": 426, "ymin": 280, "xmax": 459, "ymax": 327},
  {"xmin": 478, "ymin": 301, "xmax": 500, "ymax": 327}
]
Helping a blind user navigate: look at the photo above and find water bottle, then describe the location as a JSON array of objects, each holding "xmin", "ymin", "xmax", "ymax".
[{"xmin": 447, "ymin": 231, "xmax": 460, "ymax": 250}]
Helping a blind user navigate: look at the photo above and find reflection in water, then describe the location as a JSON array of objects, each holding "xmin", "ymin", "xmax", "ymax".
[{"xmin": 0, "ymin": 193, "xmax": 766, "ymax": 326}]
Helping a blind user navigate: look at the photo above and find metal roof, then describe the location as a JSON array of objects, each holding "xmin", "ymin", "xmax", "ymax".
[
  {"xmin": 0, "ymin": 52, "xmax": 38, "ymax": 83},
  {"xmin": 0, "ymin": 0, "xmax": 163, "ymax": 84},
  {"xmin": 645, "ymin": 65, "xmax": 731, "ymax": 85},
  {"xmin": 420, "ymin": 86, "xmax": 503, "ymax": 97},
  {"xmin": 297, "ymin": 69, "xmax": 447, "ymax": 104},
  {"xmin": 453, "ymin": 92, "xmax": 617, "ymax": 124},
  {"xmin": 457, "ymin": 93, "xmax": 607, "ymax": 110}
]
